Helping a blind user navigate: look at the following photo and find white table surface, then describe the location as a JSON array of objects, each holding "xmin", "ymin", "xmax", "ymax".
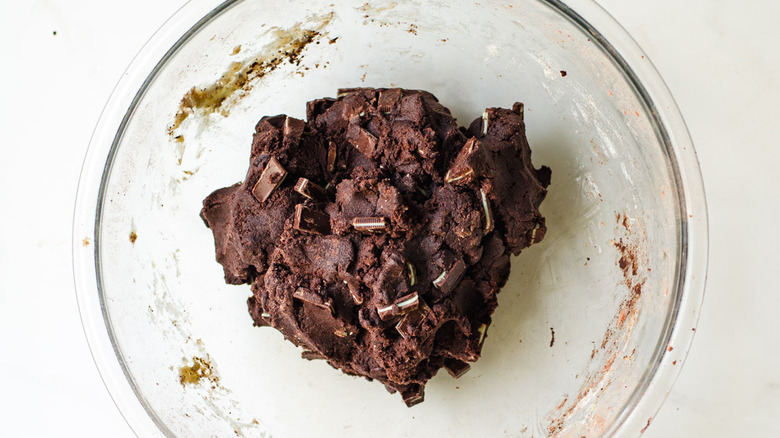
[{"xmin": 1, "ymin": 0, "xmax": 778, "ymax": 436}]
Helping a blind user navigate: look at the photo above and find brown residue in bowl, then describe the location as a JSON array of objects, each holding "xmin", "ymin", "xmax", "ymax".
[
  {"xmin": 550, "ymin": 327, "xmax": 556, "ymax": 347},
  {"xmin": 179, "ymin": 356, "xmax": 216, "ymax": 386},
  {"xmin": 358, "ymin": 2, "xmax": 398, "ymax": 14},
  {"xmin": 129, "ymin": 231, "xmax": 137, "ymax": 244},
  {"xmin": 640, "ymin": 417, "xmax": 653, "ymax": 433},
  {"xmin": 167, "ymin": 12, "xmax": 335, "ymax": 148},
  {"xmin": 547, "ymin": 212, "xmax": 649, "ymax": 436}
]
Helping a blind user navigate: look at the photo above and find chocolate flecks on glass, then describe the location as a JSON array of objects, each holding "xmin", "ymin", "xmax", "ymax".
[{"xmin": 200, "ymin": 88, "xmax": 551, "ymax": 406}]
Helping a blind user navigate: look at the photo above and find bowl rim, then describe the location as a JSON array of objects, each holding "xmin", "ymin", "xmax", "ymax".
[{"xmin": 72, "ymin": 0, "xmax": 708, "ymax": 436}]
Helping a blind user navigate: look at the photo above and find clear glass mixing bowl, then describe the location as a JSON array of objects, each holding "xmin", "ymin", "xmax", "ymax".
[{"xmin": 73, "ymin": 0, "xmax": 708, "ymax": 436}]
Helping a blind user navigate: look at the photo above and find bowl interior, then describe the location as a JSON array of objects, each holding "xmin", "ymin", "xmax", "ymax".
[{"xmin": 95, "ymin": 0, "xmax": 683, "ymax": 436}]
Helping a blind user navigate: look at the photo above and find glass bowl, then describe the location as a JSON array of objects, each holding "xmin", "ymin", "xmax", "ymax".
[{"xmin": 73, "ymin": 0, "xmax": 708, "ymax": 436}]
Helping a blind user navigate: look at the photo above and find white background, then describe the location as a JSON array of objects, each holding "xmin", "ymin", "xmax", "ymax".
[{"xmin": 1, "ymin": 0, "xmax": 778, "ymax": 436}]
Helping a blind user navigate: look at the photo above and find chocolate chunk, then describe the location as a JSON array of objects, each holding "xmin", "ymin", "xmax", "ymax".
[
  {"xmin": 406, "ymin": 262, "xmax": 417, "ymax": 286},
  {"xmin": 301, "ymin": 349, "xmax": 325, "ymax": 360},
  {"xmin": 480, "ymin": 188, "xmax": 494, "ymax": 234},
  {"xmin": 343, "ymin": 276, "xmax": 364, "ymax": 304},
  {"xmin": 377, "ymin": 292, "xmax": 420, "ymax": 321},
  {"xmin": 258, "ymin": 114, "xmax": 286, "ymax": 129},
  {"xmin": 445, "ymin": 138, "xmax": 488, "ymax": 186},
  {"xmin": 432, "ymin": 258, "xmax": 467, "ymax": 294},
  {"xmin": 351, "ymin": 217, "xmax": 389, "ymax": 233},
  {"xmin": 293, "ymin": 204, "xmax": 331, "ymax": 235},
  {"xmin": 293, "ymin": 287, "xmax": 335, "ymax": 315},
  {"xmin": 326, "ymin": 140, "xmax": 337, "ymax": 172},
  {"xmin": 251, "ymin": 157, "xmax": 287, "ymax": 202},
  {"xmin": 346, "ymin": 124, "xmax": 378, "ymax": 157},
  {"xmin": 443, "ymin": 359, "xmax": 471, "ymax": 378},
  {"xmin": 530, "ymin": 223, "xmax": 545, "ymax": 244},
  {"xmin": 477, "ymin": 323, "xmax": 488, "ymax": 345},
  {"xmin": 395, "ymin": 299, "xmax": 431, "ymax": 339},
  {"xmin": 481, "ymin": 111, "xmax": 489, "ymax": 136},
  {"xmin": 445, "ymin": 166, "xmax": 474, "ymax": 184},
  {"xmin": 512, "ymin": 102, "xmax": 524, "ymax": 120},
  {"xmin": 378, "ymin": 88, "xmax": 402, "ymax": 113},
  {"xmin": 306, "ymin": 97, "xmax": 336, "ymax": 121},
  {"xmin": 401, "ymin": 384, "xmax": 425, "ymax": 407},
  {"xmin": 294, "ymin": 178, "xmax": 328, "ymax": 201},
  {"xmin": 283, "ymin": 116, "xmax": 305, "ymax": 143}
]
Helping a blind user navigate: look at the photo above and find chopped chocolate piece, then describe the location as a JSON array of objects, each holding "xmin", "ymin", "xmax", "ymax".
[
  {"xmin": 200, "ymin": 88, "xmax": 551, "ymax": 407},
  {"xmin": 480, "ymin": 188, "xmax": 494, "ymax": 234},
  {"xmin": 512, "ymin": 102, "xmax": 524, "ymax": 120},
  {"xmin": 293, "ymin": 287, "xmax": 335, "ymax": 315},
  {"xmin": 406, "ymin": 262, "xmax": 417, "ymax": 286},
  {"xmin": 346, "ymin": 125, "xmax": 378, "ymax": 157},
  {"xmin": 337, "ymin": 87, "xmax": 363, "ymax": 97},
  {"xmin": 293, "ymin": 204, "xmax": 331, "ymax": 235},
  {"xmin": 444, "ymin": 359, "xmax": 471, "ymax": 379},
  {"xmin": 395, "ymin": 299, "xmax": 431, "ymax": 339},
  {"xmin": 530, "ymin": 223, "xmax": 544, "ymax": 244},
  {"xmin": 445, "ymin": 166, "xmax": 474, "ymax": 184},
  {"xmin": 344, "ymin": 277, "xmax": 364, "ymax": 304},
  {"xmin": 294, "ymin": 178, "xmax": 328, "ymax": 201},
  {"xmin": 306, "ymin": 97, "xmax": 336, "ymax": 121},
  {"xmin": 283, "ymin": 116, "xmax": 305, "ymax": 142},
  {"xmin": 432, "ymin": 258, "xmax": 467, "ymax": 294},
  {"xmin": 302, "ymin": 349, "xmax": 325, "ymax": 360},
  {"xmin": 326, "ymin": 140, "xmax": 337, "ymax": 172},
  {"xmin": 251, "ymin": 157, "xmax": 287, "ymax": 202},
  {"xmin": 378, "ymin": 88, "xmax": 402, "ymax": 113},
  {"xmin": 351, "ymin": 217, "xmax": 389, "ymax": 233},
  {"xmin": 259, "ymin": 114, "xmax": 286, "ymax": 129},
  {"xmin": 376, "ymin": 305, "xmax": 395, "ymax": 321},
  {"xmin": 445, "ymin": 138, "xmax": 486, "ymax": 186},
  {"xmin": 401, "ymin": 384, "xmax": 425, "ymax": 407},
  {"xmin": 477, "ymin": 323, "xmax": 488, "ymax": 345},
  {"xmin": 377, "ymin": 292, "xmax": 420, "ymax": 321},
  {"xmin": 396, "ymin": 292, "xmax": 419, "ymax": 311}
]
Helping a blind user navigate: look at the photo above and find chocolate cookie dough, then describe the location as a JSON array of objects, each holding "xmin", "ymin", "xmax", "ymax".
[{"xmin": 201, "ymin": 88, "xmax": 551, "ymax": 406}]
